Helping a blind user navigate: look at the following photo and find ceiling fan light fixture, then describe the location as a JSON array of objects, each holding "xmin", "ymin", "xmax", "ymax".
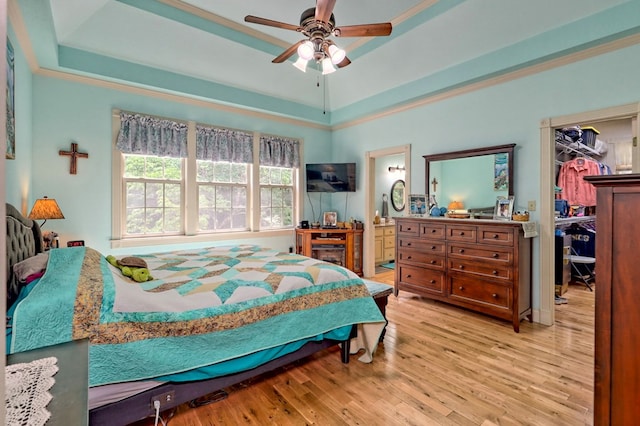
[
  {"xmin": 328, "ymin": 44, "xmax": 346, "ymax": 65},
  {"xmin": 297, "ymin": 41, "xmax": 314, "ymax": 61},
  {"xmin": 321, "ymin": 57, "xmax": 336, "ymax": 75},
  {"xmin": 293, "ymin": 57, "xmax": 308, "ymax": 72}
]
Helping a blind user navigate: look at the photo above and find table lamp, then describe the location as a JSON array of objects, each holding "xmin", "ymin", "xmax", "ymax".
[
  {"xmin": 447, "ymin": 200, "xmax": 465, "ymax": 213},
  {"xmin": 28, "ymin": 196, "xmax": 65, "ymax": 227}
]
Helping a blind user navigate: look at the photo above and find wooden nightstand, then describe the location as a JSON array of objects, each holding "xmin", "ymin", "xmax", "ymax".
[{"xmin": 7, "ymin": 339, "xmax": 89, "ymax": 425}]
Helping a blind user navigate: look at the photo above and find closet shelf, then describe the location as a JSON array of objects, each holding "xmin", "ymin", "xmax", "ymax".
[
  {"xmin": 555, "ymin": 140, "xmax": 600, "ymax": 161},
  {"xmin": 555, "ymin": 215, "xmax": 596, "ymax": 226}
]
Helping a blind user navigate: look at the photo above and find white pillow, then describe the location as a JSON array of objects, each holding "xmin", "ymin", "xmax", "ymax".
[{"xmin": 13, "ymin": 252, "xmax": 49, "ymax": 282}]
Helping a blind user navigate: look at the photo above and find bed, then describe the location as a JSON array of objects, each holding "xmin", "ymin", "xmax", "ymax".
[{"xmin": 5, "ymin": 203, "xmax": 385, "ymax": 425}]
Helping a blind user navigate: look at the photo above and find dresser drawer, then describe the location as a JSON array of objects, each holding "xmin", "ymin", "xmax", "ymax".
[
  {"xmin": 398, "ymin": 238, "xmax": 446, "ymax": 255},
  {"xmin": 398, "ymin": 265, "xmax": 445, "ymax": 294},
  {"xmin": 446, "ymin": 225, "xmax": 477, "ymax": 242},
  {"xmin": 448, "ymin": 259, "xmax": 512, "ymax": 280},
  {"xmin": 383, "ymin": 238, "xmax": 395, "ymax": 249},
  {"xmin": 448, "ymin": 243, "xmax": 513, "ymax": 264},
  {"xmin": 397, "ymin": 249, "xmax": 445, "ymax": 270},
  {"xmin": 449, "ymin": 275, "xmax": 511, "ymax": 310},
  {"xmin": 478, "ymin": 227, "xmax": 515, "ymax": 246},
  {"xmin": 375, "ymin": 227, "xmax": 384, "ymax": 237},
  {"xmin": 420, "ymin": 223, "xmax": 445, "ymax": 239},
  {"xmin": 383, "ymin": 227, "xmax": 395, "ymax": 236},
  {"xmin": 397, "ymin": 222, "xmax": 420, "ymax": 236}
]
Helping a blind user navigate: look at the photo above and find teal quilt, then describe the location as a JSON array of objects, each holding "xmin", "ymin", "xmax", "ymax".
[{"xmin": 11, "ymin": 246, "xmax": 385, "ymax": 386}]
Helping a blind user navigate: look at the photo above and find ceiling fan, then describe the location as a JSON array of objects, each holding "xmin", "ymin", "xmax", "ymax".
[{"xmin": 244, "ymin": 0, "xmax": 392, "ymax": 74}]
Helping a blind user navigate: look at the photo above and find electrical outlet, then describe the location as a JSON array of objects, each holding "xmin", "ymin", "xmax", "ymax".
[
  {"xmin": 527, "ymin": 200, "xmax": 536, "ymax": 211},
  {"xmin": 151, "ymin": 391, "xmax": 175, "ymax": 409}
]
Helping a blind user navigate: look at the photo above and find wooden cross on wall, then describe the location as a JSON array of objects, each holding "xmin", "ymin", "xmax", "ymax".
[{"xmin": 59, "ymin": 142, "xmax": 89, "ymax": 175}]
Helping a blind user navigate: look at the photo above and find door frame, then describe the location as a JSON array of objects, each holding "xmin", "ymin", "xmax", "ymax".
[
  {"xmin": 364, "ymin": 144, "xmax": 411, "ymax": 278},
  {"xmin": 539, "ymin": 102, "xmax": 640, "ymax": 325}
]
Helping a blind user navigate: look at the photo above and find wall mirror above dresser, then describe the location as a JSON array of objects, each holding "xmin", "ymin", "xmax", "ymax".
[{"xmin": 424, "ymin": 144, "xmax": 515, "ymax": 215}]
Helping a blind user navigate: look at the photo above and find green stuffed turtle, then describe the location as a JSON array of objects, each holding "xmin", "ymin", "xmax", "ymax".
[{"xmin": 106, "ymin": 255, "xmax": 154, "ymax": 282}]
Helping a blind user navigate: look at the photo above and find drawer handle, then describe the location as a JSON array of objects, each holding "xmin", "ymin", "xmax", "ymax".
[
  {"xmin": 431, "ymin": 229, "xmax": 436, "ymax": 233},
  {"xmin": 407, "ymin": 227, "xmax": 412, "ymax": 231},
  {"xmin": 493, "ymin": 234, "xmax": 499, "ymax": 239},
  {"xmin": 430, "ymin": 260, "xmax": 436, "ymax": 264},
  {"xmin": 406, "ymin": 274, "xmax": 412, "ymax": 278},
  {"xmin": 431, "ymin": 245, "xmax": 436, "ymax": 250},
  {"xmin": 407, "ymin": 255, "xmax": 412, "ymax": 260},
  {"xmin": 459, "ymin": 249, "xmax": 465, "ymax": 253},
  {"xmin": 459, "ymin": 265, "xmax": 464, "ymax": 269},
  {"xmin": 492, "ymin": 270, "xmax": 498, "ymax": 275},
  {"xmin": 492, "ymin": 253, "xmax": 499, "ymax": 258},
  {"xmin": 492, "ymin": 293, "xmax": 498, "ymax": 298},
  {"xmin": 407, "ymin": 242, "xmax": 412, "ymax": 246},
  {"xmin": 430, "ymin": 279, "xmax": 436, "ymax": 284},
  {"xmin": 460, "ymin": 232, "xmax": 465, "ymax": 236},
  {"xmin": 459, "ymin": 286, "xmax": 464, "ymax": 291}
]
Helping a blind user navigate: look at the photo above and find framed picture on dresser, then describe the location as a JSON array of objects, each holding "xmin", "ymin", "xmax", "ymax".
[{"xmin": 493, "ymin": 196, "xmax": 514, "ymax": 220}]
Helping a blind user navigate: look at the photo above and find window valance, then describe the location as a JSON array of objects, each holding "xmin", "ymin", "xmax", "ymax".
[
  {"xmin": 116, "ymin": 112, "xmax": 188, "ymax": 158},
  {"xmin": 196, "ymin": 126, "xmax": 253, "ymax": 164},
  {"xmin": 259, "ymin": 135, "xmax": 300, "ymax": 168}
]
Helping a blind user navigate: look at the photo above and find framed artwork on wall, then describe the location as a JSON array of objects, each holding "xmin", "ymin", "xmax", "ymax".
[
  {"xmin": 493, "ymin": 196, "xmax": 514, "ymax": 220},
  {"xmin": 6, "ymin": 38, "xmax": 15, "ymax": 160}
]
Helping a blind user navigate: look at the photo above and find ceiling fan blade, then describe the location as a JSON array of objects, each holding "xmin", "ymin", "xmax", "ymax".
[
  {"xmin": 335, "ymin": 23, "xmax": 392, "ymax": 37},
  {"xmin": 272, "ymin": 40, "xmax": 305, "ymax": 63},
  {"xmin": 336, "ymin": 56, "xmax": 351, "ymax": 68},
  {"xmin": 315, "ymin": 0, "xmax": 336, "ymax": 23},
  {"xmin": 244, "ymin": 15, "xmax": 301, "ymax": 32}
]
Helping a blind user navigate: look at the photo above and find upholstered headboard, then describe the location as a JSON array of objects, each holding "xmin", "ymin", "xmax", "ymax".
[{"xmin": 6, "ymin": 203, "xmax": 43, "ymax": 305}]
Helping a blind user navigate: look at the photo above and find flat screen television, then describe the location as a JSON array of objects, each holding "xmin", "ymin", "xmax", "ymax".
[{"xmin": 306, "ymin": 163, "xmax": 356, "ymax": 192}]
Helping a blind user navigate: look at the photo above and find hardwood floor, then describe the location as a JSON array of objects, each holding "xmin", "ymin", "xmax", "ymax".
[{"xmin": 137, "ymin": 273, "xmax": 595, "ymax": 425}]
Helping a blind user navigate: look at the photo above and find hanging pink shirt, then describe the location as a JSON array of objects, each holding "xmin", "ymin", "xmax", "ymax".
[{"xmin": 557, "ymin": 158, "xmax": 600, "ymax": 206}]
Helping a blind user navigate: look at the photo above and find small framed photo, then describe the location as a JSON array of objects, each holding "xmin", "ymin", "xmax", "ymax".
[
  {"xmin": 323, "ymin": 211, "xmax": 337, "ymax": 227},
  {"xmin": 493, "ymin": 196, "xmax": 514, "ymax": 220},
  {"xmin": 409, "ymin": 194, "xmax": 427, "ymax": 217}
]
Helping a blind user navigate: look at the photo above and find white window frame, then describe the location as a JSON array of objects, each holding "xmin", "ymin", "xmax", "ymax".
[{"xmin": 111, "ymin": 110, "xmax": 302, "ymax": 249}]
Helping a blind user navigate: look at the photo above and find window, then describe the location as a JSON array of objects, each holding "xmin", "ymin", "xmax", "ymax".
[
  {"xmin": 197, "ymin": 161, "xmax": 248, "ymax": 231},
  {"xmin": 123, "ymin": 155, "xmax": 183, "ymax": 236},
  {"xmin": 112, "ymin": 111, "xmax": 301, "ymax": 246},
  {"xmin": 260, "ymin": 166, "xmax": 295, "ymax": 229}
]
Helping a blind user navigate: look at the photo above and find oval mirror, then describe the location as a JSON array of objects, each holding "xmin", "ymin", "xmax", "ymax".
[{"xmin": 391, "ymin": 179, "xmax": 405, "ymax": 211}]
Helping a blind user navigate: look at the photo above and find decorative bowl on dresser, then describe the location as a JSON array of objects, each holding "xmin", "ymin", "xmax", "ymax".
[{"xmin": 394, "ymin": 217, "xmax": 532, "ymax": 332}]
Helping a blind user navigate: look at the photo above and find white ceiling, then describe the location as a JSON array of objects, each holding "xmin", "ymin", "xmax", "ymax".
[{"xmin": 17, "ymin": 0, "xmax": 635, "ymax": 122}]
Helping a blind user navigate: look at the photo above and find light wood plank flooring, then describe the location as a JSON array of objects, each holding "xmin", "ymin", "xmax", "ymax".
[{"xmin": 136, "ymin": 272, "xmax": 595, "ymax": 425}]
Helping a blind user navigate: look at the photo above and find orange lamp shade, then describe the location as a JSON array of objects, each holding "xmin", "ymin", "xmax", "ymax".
[{"xmin": 448, "ymin": 201, "xmax": 464, "ymax": 211}]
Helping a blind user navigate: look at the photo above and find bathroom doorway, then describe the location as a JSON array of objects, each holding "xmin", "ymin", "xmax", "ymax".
[{"xmin": 363, "ymin": 145, "xmax": 411, "ymax": 278}]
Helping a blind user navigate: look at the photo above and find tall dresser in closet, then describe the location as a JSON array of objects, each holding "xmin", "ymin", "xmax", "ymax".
[{"xmin": 584, "ymin": 174, "xmax": 640, "ymax": 425}]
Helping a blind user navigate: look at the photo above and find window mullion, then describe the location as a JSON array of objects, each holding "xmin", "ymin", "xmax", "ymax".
[
  {"xmin": 185, "ymin": 121, "xmax": 197, "ymax": 235},
  {"xmin": 250, "ymin": 133, "xmax": 261, "ymax": 230}
]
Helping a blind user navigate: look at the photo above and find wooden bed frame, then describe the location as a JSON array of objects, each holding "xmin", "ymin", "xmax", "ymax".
[{"xmin": 5, "ymin": 203, "xmax": 354, "ymax": 425}]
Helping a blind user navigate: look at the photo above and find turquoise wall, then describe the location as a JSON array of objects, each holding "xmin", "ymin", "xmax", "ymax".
[
  {"xmin": 333, "ymin": 43, "xmax": 640, "ymax": 308},
  {"xmin": 23, "ymin": 74, "xmax": 332, "ymax": 254},
  {"xmin": 6, "ymin": 23, "xmax": 640, "ymax": 310}
]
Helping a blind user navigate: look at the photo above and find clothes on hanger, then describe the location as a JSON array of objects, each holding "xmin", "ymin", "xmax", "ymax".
[{"xmin": 556, "ymin": 157, "xmax": 600, "ymax": 206}]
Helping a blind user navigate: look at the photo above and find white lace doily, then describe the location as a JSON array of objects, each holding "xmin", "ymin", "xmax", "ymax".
[{"xmin": 5, "ymin": 356, "xmax": 58, "ymax": 426}]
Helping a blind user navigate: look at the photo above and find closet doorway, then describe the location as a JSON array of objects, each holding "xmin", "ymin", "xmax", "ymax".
[{"xmin": 540, "ymin": 103, "xmax": 640, "ymax": 326}]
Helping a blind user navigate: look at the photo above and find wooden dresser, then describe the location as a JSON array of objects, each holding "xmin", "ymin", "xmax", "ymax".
[
  {"xmin": 584, "ymin": 174, "xmax": 640, "ymax": 425},
  {"xmin": 394, "ymin": 217, "xmax": 532, "ymax": 332}
]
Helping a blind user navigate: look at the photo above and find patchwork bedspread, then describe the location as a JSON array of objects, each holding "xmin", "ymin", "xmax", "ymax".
[{"xmin": 11, "ymin": 246, "xmax": 385, "ymax": 386}]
